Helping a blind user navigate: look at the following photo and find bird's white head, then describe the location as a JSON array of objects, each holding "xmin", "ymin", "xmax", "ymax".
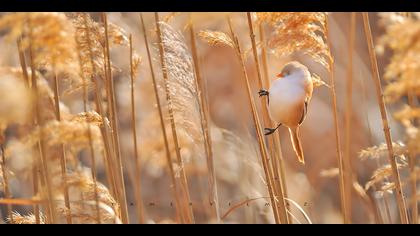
[{"xmin": 276, "ymin": 61, "xmax": 309, "ymax": 80}]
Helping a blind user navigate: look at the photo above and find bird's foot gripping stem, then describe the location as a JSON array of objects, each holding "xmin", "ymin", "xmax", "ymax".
[
  {"xmin": 258, "ymin": 89, "xmax": 269, "ymax": 97},
  {"xmin": 264, "ymin": 123, "xmax": 282, "ymax": 136}
]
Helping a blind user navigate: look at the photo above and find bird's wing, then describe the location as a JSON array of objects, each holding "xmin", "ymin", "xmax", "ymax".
[{"xmin": 298, "ymin": 98, "xmax": 308, "ymax": 125}]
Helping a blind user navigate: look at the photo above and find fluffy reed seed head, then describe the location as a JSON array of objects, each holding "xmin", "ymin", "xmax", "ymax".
[
  {"xmin": 60, "ymin": 171, "xmax": 121, "ymax": 223},
  {"xmin": 0, "ymin": 13, "xmax": 78, "ymax": 78},
  {"xmin": 70, "ymin": 13, "xmax": 130, "ymax": 93},
  {"xmin": 359, "ymin": 142, "xmax": 407, "ymax": 161},
  {"xmin": 21, "ymin": 112, "xmax": 105, "ymax": 155},
  {"xmin": 0, "ymin": 74, "xmax": 33, "ymax": 131},
  {"xmin": 159, "ymin": 22, "xmax": 203, "ymax": 148},
  {"xmin": 377, "ymin": 13, "xmax": 420, "ymax": 103},
  {"xmin": 257, "ymin": 12, "xmax": 331, "ymax": 70},
  {"xmin": 198, "ymin": 30, "xmax": 234, "ymax": 48},
  {"xmin": 8, "ymin": 212, "xmax": 45, "ymax": 224}
]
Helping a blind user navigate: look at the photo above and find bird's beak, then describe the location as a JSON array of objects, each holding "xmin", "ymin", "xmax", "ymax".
[{"xmin": 276, "ymin": 72, "xmax": 284, "ymax": 78}]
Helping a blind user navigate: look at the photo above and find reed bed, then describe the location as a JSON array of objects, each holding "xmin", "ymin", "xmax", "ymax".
[{"xmin": 0, "ymin": 12, "xmax": 418, "ymax": 224}]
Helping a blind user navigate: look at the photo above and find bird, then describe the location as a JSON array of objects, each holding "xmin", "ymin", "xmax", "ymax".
[{"xmin": 258, "ymin": 61, "xmax": 313, "ymax": 164}]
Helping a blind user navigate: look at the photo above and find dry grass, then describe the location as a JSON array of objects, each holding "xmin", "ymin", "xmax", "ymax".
[{"xmin": 0, "ymin": 12, "xmax": 419, "ymax": 224}]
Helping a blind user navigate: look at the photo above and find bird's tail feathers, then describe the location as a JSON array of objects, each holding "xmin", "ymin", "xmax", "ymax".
[{"xmin": 289, "ymin": 127, "xmax": 304, "ymax": 164}]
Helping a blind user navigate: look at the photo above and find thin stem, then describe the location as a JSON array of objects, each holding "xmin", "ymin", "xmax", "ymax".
[
  {"xmin": 16, "ymin": 38, "xmax": 29, "ymax": 86},
  {"xmin": 258, "ymin": 22, "xmax": 289, "ymax": 209},
  {"xmin": 101, "ymin": 12, "xmax": 129, "ymax": 224},
  {"xmin": 84, "ymin": 112, "xmax": 102, "ymax": 224},
  {"xmin": 27, "ymin": 18, "xmax": 57, "ymax": 222},
  {"xmin": 74, "ymin": 27, "xmax": 102, "ymax": 224},
  {"xmin": 406, "ymin": 12, "xmax": 417, "ymax": 222},
  {"xmin": 129, "ymin": 34, "xmax": 146, "ymax": 224},
  {"xmin": 326, "ymin": 15, "xmax": 350, "ymax": 224},
  {"xmin": 189, "ymin": 20, "xmax": 221, "ymax": 223},
  {"xmin": 362, "ymin": 12, "xmax": 409, "ymax": 224},
  {"xmin": 1, "ymin": 145, "xmax": 12, "ymax": 223},
  {"xmin": 16, "ymin": 37, "xmax": 39, "ymax": 223},
  {"xmin": 52, "ymin": 70, "xmax": 72, "ymax": 224},
  {"xmin": 32, "ymin": 164, "xmax": 40, "ymax": 224},
  {"xmin": 247, "ymin": 12, "xmax": 289, "ymax": 224},
  {"xmin": 359, "ymin": 55, "xmax": 388, "ymax": 224},
  {"xmin": 155, "ymin": 12, "xmax": 195, "ymax": 224},
  {"xmin": 343, "ymin": 12, "xmax": 356, "ymax": 223},
  {"xmin": 408, "ymin": 89, "xmax": 417, "ymax": 224},
  {"xmin": 81, "ymin": 13, "xmax": 118, "ymax": 204},
  {"xmin": 29, "ymin": 44, "xmax": 56, "ymax": 224},
  {"xmin": 139, "ymin": 13, "xmax": 183, "ymax": 223},
  {"xmin": 383, "ymin": 192, "xmax": 394, "ymax": 223},
  {"xmin": 227, "ymin": 16, "xmax": 281, "ymax": 224}
]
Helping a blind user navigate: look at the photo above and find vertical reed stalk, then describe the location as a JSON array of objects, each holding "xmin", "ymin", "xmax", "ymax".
[
  {"xmin": 16, "ymin": 38, "xmax": 40, "ymax": 222},
  {"xmin": 101, "ymin": 12, "xmax": 129, "ymax": 224},
  {"xmin": 139, "ymin": 13, "xmax": 183, "ymax": 223},
  {"xmin": 27, "ymin": 17, "xmax": 56, "ymax": 222},
  {"xmin": 155, "ymin": 12, "xmax": 195, "ymax": 224},
  {"xmin": 246, "ymin": 12, "xmax": 289, "ymax": 224},
  {"xmin": 407, "ymin": 11, "xmax": 418, "ymax": 224},
  {"xmin": 362, "ymin": 12, "xmax": 409, "ymax": 224},
  {"xmin": 81, "ymin": 13, "xmax": 118, "ymax": 203},
  {"xmin": 360, "ymin": 63, "xmax": 389, "ymax": 224},
  {"xmin": 343, "ymin": 12, "xmax": 356, "ymax": 223},
  {"xmin": 382, "ymin": 191, "xmax": 393, "ymax": 223},
  {"xmin": 16, "ymin": 38, "xmax": 29, "ymax": 86},
  {"xmin": 28, "ymin": 39, "xmax": 57, "ymax": 224},
  {"xmin": 407, "ymin": 89, "xmax": 417, "ymax": 224},
  {"xmin": 0, "ymin": 145, "xmax": 12, "ymax": 222},
  {"xmin": 32, "ymin": 164, "xmax": 40, "ymax": 224},
  {"xmin": 51, "ymin": 68, "xmax": 72, "ymax": 224},
  {"xmin": 74, "ymin": 33, "xmax": 102, "ymax": 224},
  {"xmin": 258, "ymin": 23, "xmax": 289, "ymax": 205},
  {"xmin": 129, "ymin": 34, "xmax": 146, "ymax": 223},
  {"xmin": 83, "ymin": 98, "xmax": 102, "ymax": 224},
  {"xmin": 227, "ymin": 16, "xmax": 281, "ymax": 224},
  {"xmin": 326, "ymin": 15, "xmax": 350, "ymax": 224},
  {"xmin": 258, "ymin": 24, "xmax": 270, "ymax": 87},
  {"xmin": 189, "ymin": 21, "xmax": 221, "ymax": 223}
]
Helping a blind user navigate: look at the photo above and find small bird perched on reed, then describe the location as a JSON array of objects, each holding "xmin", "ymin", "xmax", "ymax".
[{"xmin": 259, "ymin": 61, "xmax": 313, "ymax": 164}]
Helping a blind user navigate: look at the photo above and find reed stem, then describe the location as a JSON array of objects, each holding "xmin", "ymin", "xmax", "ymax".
[
  {"xmin": 74, "ymin": 27, "xmax": 102, "ymax": 224},
  {"xmin": 0, "ymin": 145, "xmax": 12, "ymax": 222},
  {"xmin": 362, "ymin": 12, "xmax": 409, "ymax": 224},
  {"xmin": 51, "ymin": 68, "xmax": 72, "ymax": 224},
  {"xmin": 81, "ymin": 13, "xmax": 118, "ymax": 204},
  {"xmin": 343, "ymin": 12, "xmax": 356, "ymax": 223},
  {"xmin": 326, "ymin": 15, "xmax": 350, "ymax": 224},
  {"xmin": 129, "ymin": 34, "xmax": 146, "ymax": 223},
  {"xmin": 16, "ymin": 38, "xmax": 29, "ymax": 86},
  {"xmin": 406, "ymin": 11, "xmax": 419, "ymax": 225},
  {"xmin": 16, "ymin": 37, "xmax": 39, "ymax": 223},
  {"xmin": 227, "ymin": 16, "xmax": 281, "ymax": 224},
  {"xmin": 139, "ymin": 13, "xmax": 183, "ymax": 223},
  {"xmin": 246, "ymin": 12, "xmax": 289, "ymax": 224},
  {"xmin": 189, "ymin": 21, "xmax": 221, "ymax": 223},
  {"xmin": 407, "ymin": 89, "xmax": 417, "ymax": 224},
  {"xmin": 29, "ymin": 41, "xmax": 57, "ymax": 224},
  {"xmin": 101, "ymin": 12, "xmax": 129, "ymax": 224},
  {"xmin": 258, "ymin": 23, "xmax": 289, "ymax": 207},
  {"xmin": 155, "ymin": 12, "xmax": 195, "ymax": 224}
]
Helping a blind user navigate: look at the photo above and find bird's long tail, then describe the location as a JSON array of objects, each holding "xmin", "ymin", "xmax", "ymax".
[{"xmin": 289, "ymin": 127, "xmax": 304, "ymax": 164}]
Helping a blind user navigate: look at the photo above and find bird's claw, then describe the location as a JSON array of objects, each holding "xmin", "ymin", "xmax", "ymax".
[
  {"xmin": 258, "ymin": 89, "xmax": 269, "ymax": 97},
  {"xmin": 264, "ymin": 123, "xmax": 282, "ymax": 136},
  {"xmin": 264, "ymin": 128, "xmax": 277, "ymax": 136}
]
